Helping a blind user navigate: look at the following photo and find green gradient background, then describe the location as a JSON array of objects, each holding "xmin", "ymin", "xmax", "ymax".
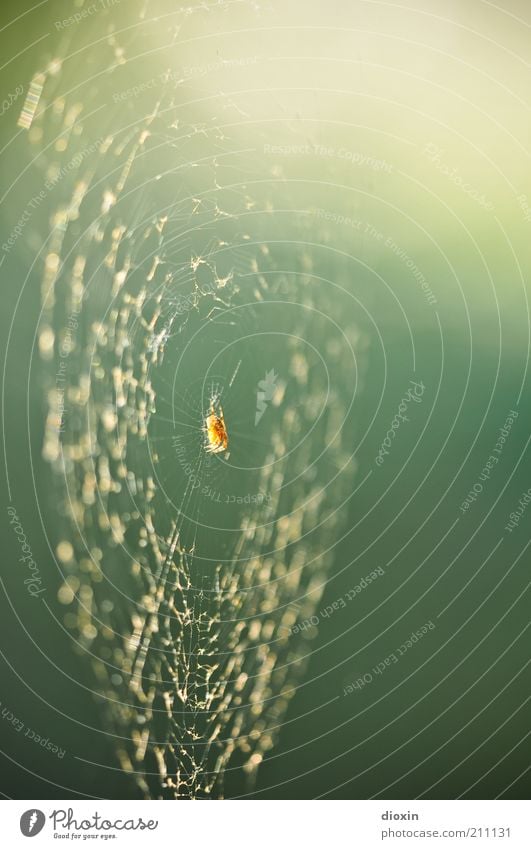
[{"xmin": 0, "ymin": 0, "xmax": 529, "ymax": 799}]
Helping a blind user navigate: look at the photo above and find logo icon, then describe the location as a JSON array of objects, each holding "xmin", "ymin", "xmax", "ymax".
[
  {"xmin": 20, "ymin": 810, "xmax": 45, "ymax": 837},
  {"xmin": 255, "ymin": 369, "xmax": 278, "ymax": 425}
]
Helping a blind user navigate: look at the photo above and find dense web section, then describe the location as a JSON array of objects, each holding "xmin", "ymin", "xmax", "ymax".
[{"xmin": 31, "ymin": 0, "xmax": 365, "ymax": 798}]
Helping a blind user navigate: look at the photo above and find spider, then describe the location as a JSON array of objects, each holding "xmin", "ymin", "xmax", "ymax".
[{"xmin": 204, "ymin": 401, "xmax": 228, "ymax": 454}]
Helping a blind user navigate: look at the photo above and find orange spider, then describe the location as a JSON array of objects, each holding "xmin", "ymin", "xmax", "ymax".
[{"xmin": 204, "ymin": 402, "xmax": 228, "ymax": 454}]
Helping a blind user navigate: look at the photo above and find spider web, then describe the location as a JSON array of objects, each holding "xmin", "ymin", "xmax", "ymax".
[{"xmin": 30, "ymin": 0, "xmax": 365, "ymax": 798}]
